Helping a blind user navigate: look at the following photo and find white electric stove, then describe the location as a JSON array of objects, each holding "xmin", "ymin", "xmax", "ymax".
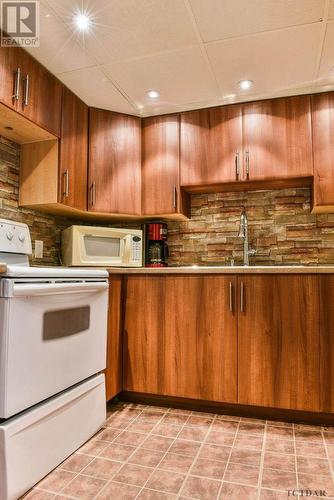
[{"xmin": 0, "ymin": 219, "xmax": 108, "ymax": 500}]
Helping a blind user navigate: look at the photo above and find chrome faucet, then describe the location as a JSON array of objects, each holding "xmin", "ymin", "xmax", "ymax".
[{"xmin": 238, "ymin": 208, "xmax": 256, "ymax": 266}]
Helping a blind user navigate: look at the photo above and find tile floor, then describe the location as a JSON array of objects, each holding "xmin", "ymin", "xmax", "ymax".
[{"xmin": 23, "ymin": 402, "xmax": 334, "ymax": 499}]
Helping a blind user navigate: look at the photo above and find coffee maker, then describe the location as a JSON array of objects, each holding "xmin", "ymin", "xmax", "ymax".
[{"xmin": 143, "ymin": 223, "xmax": 169, "ymax": 267}]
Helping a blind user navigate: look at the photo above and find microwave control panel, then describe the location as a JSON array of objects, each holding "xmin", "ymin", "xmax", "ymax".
[{"xmin": 131, "ymin": 236, "xmax": 142, "ymax": 263}]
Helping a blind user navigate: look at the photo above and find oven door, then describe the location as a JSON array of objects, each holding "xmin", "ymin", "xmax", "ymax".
[
  {"xmin": 80, "ymin": 232, "xmax": 126, "ymax": 266},
  {"xmin": 0, "ymin": 279, "xmax": 108, "ymax": 419}
]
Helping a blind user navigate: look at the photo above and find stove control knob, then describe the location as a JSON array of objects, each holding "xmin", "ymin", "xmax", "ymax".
[
  {"xmin": 18, "ymin": 233, "xmax": 25, "ymax": 242},
  {"xmin": 6, "ymin": 231, "xmax": 13, "ymax": 241}
]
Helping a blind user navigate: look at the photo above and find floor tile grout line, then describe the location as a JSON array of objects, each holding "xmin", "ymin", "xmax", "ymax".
[
  {"xmin": 215, "ymin": 415, "xmax": 242, "ymax": 500},
  {"xmin": 175, "ymin": 413, "xmax": 219, "ymax": 499},
  {"xmin": 292, "ymin": 422, "xmax": 299, "ymax": 493},
  {"xmin": 321, "ymin": 426, "xmax": 334, "ymax": 484},
  {"xmin": 133, "ymin": 410, "xmax": 198, "ymax": 499},
  {"xmin": 255, "ymin": 420, "xmax": 268, "ymax": 500}
]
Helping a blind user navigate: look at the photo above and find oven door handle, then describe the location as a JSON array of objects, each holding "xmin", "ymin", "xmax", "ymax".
[{"xmin": 9, "ymin": 281, "xmax": 108, "ymax": 297}]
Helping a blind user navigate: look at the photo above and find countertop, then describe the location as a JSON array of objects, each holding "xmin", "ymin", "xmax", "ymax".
[{"xmin": 107, "ymin": 265, "xmax": 334, "ymax": 274}]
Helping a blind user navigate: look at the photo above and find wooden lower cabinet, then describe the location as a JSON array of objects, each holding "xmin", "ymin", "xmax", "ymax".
[
  {"xmin": 105, "ymin": 275, "xmax": 123, "ymax": 401},
  {"xmin": 123, "ymin": 275, "xmax": 238, "ymax": 403},
  {"xmin": 320, "ymin": 276, "xmax": 334, "ymax": 413},
  {"xmin": 119, "ymin": 274, "xmax": 324, "ymax": 414},
  {"xmin": 238, "ymin": 275, "xmax": 320, "ymax": 412}
]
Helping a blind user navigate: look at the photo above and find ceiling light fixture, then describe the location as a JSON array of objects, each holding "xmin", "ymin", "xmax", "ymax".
[
  {"xmin": 239, "ymin": 79, "xmax": 254, "ymax": 90},
  {"xmin": 146, "ymin": 90, "xmax": 160, "ymax": 99},
  {"xmin": 74, "ymin": 12, "xmax": 91, "ymax": 31}
]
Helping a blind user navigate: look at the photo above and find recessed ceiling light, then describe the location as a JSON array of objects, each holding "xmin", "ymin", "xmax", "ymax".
[
  {"xmin": 74, "ymin": 12, "xmax": 91, "ymax": 31},
  {"xmin": 239, "ymin": 80, "xmax": 254, "ymax": 90},
  {"xmin": 146, "ymin": 90, "xmax": 160, "ymax": 99}
]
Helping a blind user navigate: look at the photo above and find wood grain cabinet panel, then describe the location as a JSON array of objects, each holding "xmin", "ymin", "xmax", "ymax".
[
  {"xmin": 242, "ymin": 95, "xmax": 313, "ymax": 181},
  {"xmin": 238, "ymin": 275, "xmax": 320, "ymax": 412},
  {"xmin": 180, "ymin": 105, "xmax": 242, "ymax": 186},
  {"xmin": 311, "ymin": 92, "xmax": 334, "ymax": 212},
  {"xmin": 320, "ymin": 276, "xmax": 334, "ymax": 413},
  {"xmin": 123, "ymin": 275, "xmax": 237, "ymax": 403},
  {"xmin": 0, "ymin": 47, "xmax": 62, "ymax": 136},
  {"xmin": 59, "ymin": 87, "xmax": 88, "ymax": 211},
  {"xmin": 142, "ymin": 114, "xmax": 183, "ymax": 216},
  {"xmin": 105, "ymin": 275, "xmax": 123, "ymax": 401},
  {"xmin": 89, "ymin": 108, "xmax": 141, "ymax": 215}
]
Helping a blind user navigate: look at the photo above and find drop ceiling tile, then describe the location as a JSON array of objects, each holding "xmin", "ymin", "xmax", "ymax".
[
  {"xmin": 58, "ymin": 67, "xmax": 136, "ymax": 114},
  {"xmin": 102, "ymin": 46, "xmax": 219, "ymax": 114},
  {"xmin": 45, "ymin": 0, "xmax": 199, "ymax": 65},
  {"xmin": 190, "ymin": 0, "xmax": 325, "ymax": 42},
  {"xmin": 206, "ymin": 23, "xmax": 322, "ymax": 98},
  {"xmin": 317, "ymin": 20, "xmax": 334, "ymax": 86},
  {"xmin": 329, "ymin": 0, "xmax": 334, "ymax": 19},
  {"xmin": 25, "ymin": 2, "xmax": 95, "ymax": 74}
]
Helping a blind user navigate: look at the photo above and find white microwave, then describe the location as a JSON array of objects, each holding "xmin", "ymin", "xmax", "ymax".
[{"xmin": 61, "ymin": 225, "xmax": 143, "ymax": 267}]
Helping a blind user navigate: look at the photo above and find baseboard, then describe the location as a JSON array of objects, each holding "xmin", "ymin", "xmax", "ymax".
[{"xmin": 120, "ymin": 391, "xmax": 334, "ymax": 426}]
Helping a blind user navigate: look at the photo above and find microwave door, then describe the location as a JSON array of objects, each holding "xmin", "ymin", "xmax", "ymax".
[{"xmin": 83, "ymin": 235, "xmax": 122, "ymax": 264}]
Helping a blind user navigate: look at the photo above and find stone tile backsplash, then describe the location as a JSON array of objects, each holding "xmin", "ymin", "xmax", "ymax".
[
  {"xmin": 1, "ymin": 135, "xmax": 334, "ymax": 267},
  {"xmin": 168, "ymin": 189, "xmax": 334, "ymax": 266}
]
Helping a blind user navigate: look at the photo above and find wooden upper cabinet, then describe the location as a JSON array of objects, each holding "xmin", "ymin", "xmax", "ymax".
[
  {"xmin": 180, "ymin": 108, "xmax": 210, "ymax": 187},
  {"xmin": 209, "ymin": 105, "xmax": 243, "ymax": 183},
  {"xmin": 180, "ymin": 105, "xmax": 242, "ymax": 186},
  {"xmin": 88, "ymin": 108, "xmax": 141, "ymax": 215},
  {"xmin": 0, "ymin": 47, "xmax": 22, "ymax": 111},
  {"xmin": 0, "ymin": 47, "xmax": 62, "ymax": 136},
  {"xmin": 59, "ymin": 88, "xmax": 88, "ymax": 211},
  {"xmin": 242, "ymin": 95, "xmax": 313, "ymax": 181},
  {"xmin": 124, "ymin": 275, "xmax": 237, "ymax": 403},
  {"xmin": 142, "ymin": 114, "xmax": 183, "ymax": 216},
  {"xmin": 238, "ymin": 275, "xmax": 320, "ymax": 412},
  {"xmin": 311, "ymin": 92, "xmax": 334, "ymax": 212}
]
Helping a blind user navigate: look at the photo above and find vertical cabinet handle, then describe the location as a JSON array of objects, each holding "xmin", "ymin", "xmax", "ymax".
[
  {"xmin": 245, "ymin": 151, "xmax": 250, "ymax": 178},
  {"xmin": 63, "ymin": 169, "xmax": 69, "ymax": 198},
  {"xmin": 235, "ymin": 151, "xmax": 240, "ymax": 180},
  {"xmin": 90, "ymin": 182, "xmax": 96, "ymax": 207},
  {"xmin": 240, "ymin": 282, "xmax": 245, "ymax": 313},
  {"xmin": 23, "ymin": 74, "xmax": 29, "ymax": 106},
  {"xmin": 173, "ymin": 184, "xmax": 177, "ymax": 210},
  {"xmin": 229, "ymin": 282, "xmax": 233, "ymax": 313},
  {"xmin": 13, "ymin": 67, "xmax": 21, "ymax": 101}
]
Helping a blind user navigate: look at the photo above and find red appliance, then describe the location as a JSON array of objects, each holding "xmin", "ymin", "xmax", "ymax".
[{"xmin": 144, "ymin": 223, "xmax": 169, "ymax": 267}]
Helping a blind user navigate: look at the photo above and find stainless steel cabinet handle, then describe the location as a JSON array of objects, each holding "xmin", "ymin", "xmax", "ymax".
[
  {"xmin": 173, "ymin": 184, "xmax": 177, "ymax": 210},
  {"xmin": 13, "ymin": 67, "xmax": 21, "ymax": 101},
  {"xmin": 240, "ymin": 282, "xmax": 245, "ymax": 313},
  {"xmin": 235, "ymin": 151, "xmax": 240, "ymax": 179},
  {"xmin": 90, "ymin": 182, "xmax": 96, "ymax": 207},
  {"xmin": 63, "ymin": 169, "xmax": 69, "ymax": 198},
  {"xmin": 245, "ymin": 151, "xmax": 250, "ymax": 178},
  {"xmin": 23, "ymin": 74, "xmax": 29, "ymax": 106},
  {"xmin": 229, "ymin": 282, "xmax": 233, "ymax": 313}
]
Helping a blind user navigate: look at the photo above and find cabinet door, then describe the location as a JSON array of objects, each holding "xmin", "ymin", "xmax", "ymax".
[
  {"xmin": 18, "ymin": 51, "xmax": 62, "ymax": 137},
  {"xmin": 238, "ymin": 275, "xmax": 319, "ymax": 411},
  {"xmin": 0, "ymin": 47, "xmax": 22, "ymax": 111},
  {"xmin": 242, "ymin": 95, "xmax": 313, "ymax": 181},
  {"xmin": 311, "ymin": 92, "xmax": 334, "ymax": 211},
  {"xmin": 59, "ymin": 88, "xmax": 88, "ymax": 211},
  {"xmin": 180, "ymin": 106, "xmax": 242, "ymax": 186},
  {"xmin": 208, "ymin": 105, "xmax": 243, "ymax": 183},
  {"xmin": 180, "ymin": 109, "xmax": 210, "ymax": 186},
  {"xmin": 320, "ymin": 276, "xmax": 334, "ymax": 413},
  {"xmin": 123, "ymin": 276, "xmax": 237, "ymax": 403},
  {"xmin": 89, "ymin": 108, "xmax": 141, "ymax": 215},
  {"xmin": 105, "ymin": 275, "xmax": 123, "ymax": 401},
  {"xmin": 142, "ymin": 114, "xmax": 181, "ymax": 215}
]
